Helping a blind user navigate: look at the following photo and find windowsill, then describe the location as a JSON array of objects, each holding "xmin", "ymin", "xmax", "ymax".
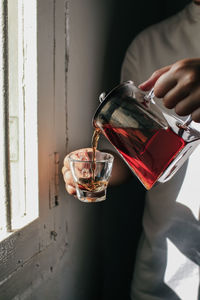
[{"xmin": 0, "ymin": 215, "xmax": 39, "ymax": 243}]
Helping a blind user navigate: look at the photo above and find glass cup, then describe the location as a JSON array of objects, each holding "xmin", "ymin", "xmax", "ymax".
[{"xmin": 68, "ymin": 150, "xmax": 114, "ymax": 203}]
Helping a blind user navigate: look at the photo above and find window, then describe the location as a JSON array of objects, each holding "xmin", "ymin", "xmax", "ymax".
[
  {"xmin": 0, "ymin": 0, "xmax": 38, "ymax": 239},
  {"xmin": 0, "ymin": 0, "xmax": 68, "ymax": 296}
]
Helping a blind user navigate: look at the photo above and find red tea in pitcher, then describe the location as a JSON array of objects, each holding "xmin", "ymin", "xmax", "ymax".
[
  {"xmin": 102, "ymin": 124, "xmax": 186, "ymax": 189},
  {"xmin": 93, "ymin": 81, "xmax": 200, "ymax": 188}
]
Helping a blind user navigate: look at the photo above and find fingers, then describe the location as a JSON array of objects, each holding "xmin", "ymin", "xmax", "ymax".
[
  {"xmin": 62, "ymin": 168, "xmax": 74, "ymax": 186},
  {"xmin": 139, "ymin": 59, "xmax": 200, "ymax": 122},
  {"xmin": 153, "ymin": 71, "xmax": 177, "ymax": 99},
  {"xmin": 139, "ymin": 65, "xmax": 172, "ymax": 91},
  {"xmin": 65, "ymin": 183, "xmax": 76, "ymax": 195},
  {"xmin": 63, "ymin": 147, "xmax": 93, "ymax": 168},
  {"xmin": 191, "ymin": 107, "xmax": 200, "ymax": 123},
  {"xmin": 62, "ymin": 148, "xmax": 93, "ymax": 197},
  {"xmin": 62, "ymin": 153, "xmax": 76, "ymax": 196},
  {"xmin": 62, "ymin": 166, "xmax": 76, "ymax": 195},
  {"xmin": 154, "ymin": 60, "xmax": 200, "ymax": 119},
  {"xmin": 174, "ymin": 88, "xmax": 200, "ymax": 117},
  {"xmin": 161, "ymin": 81, "xmax": 190, "ymax": 109}
]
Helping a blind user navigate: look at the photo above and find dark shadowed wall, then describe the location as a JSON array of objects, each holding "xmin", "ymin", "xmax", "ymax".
[{"xmin": 65, "ymin": 1, "xmax": 191, "ymax": 300}]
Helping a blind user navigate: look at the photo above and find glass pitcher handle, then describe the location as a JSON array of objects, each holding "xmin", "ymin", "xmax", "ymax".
[
  {"xmin": 182, "ymin": 115, "xmax": 192, "ymax": 127},
  {"xmin": 145, "ymin": 88, "xmax": 192, "ymax": 127},
  {"xmin": 144, "ymin": 88, "xmax": 155, "ymax": 103},
  {"xmin": 177, "ymin": 115, "xmax": 192, "ymax": 136}
]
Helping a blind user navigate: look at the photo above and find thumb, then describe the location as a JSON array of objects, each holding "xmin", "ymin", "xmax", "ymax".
[{"xmin": 138, "ymin": 65, "xmax": 172, "ymax": 91}]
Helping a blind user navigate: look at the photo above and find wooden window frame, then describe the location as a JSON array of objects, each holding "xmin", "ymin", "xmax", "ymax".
[{"xmin": 0, "ymin": 1, "xmax": 69, "ymax": 297}]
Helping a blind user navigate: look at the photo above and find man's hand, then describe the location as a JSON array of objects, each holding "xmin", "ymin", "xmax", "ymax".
[
  {"xmin": 62, "ymin": 148, "xmax": 93, "ymax": 197},
  {"xmin": 139, "ymin": 58, "xmax": 200, "ymax": 122}
]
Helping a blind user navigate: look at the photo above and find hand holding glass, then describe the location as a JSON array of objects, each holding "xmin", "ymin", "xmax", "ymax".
[{"xmin": 67, "ymin": 149, "xmax": 114, "ymax": 202}]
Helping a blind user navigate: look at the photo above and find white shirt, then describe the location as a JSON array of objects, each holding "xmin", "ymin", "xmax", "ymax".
[{"xmin": 121, "ymin": 3, "xmax": 200, "ymax": 300}]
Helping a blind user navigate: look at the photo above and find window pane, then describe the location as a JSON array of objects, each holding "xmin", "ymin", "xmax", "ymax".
[
  {"xmin": 0, "ymin": 0, "xmax": 10, "ymax": 236},
  {"xmin": 8, "ymin": 0, "xmax": 38, "ymax": 230}
]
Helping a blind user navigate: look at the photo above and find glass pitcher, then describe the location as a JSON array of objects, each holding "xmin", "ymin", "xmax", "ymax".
[{"xmin": 93, "ymin": 81, "xmax": 200, "ymax": 190}]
